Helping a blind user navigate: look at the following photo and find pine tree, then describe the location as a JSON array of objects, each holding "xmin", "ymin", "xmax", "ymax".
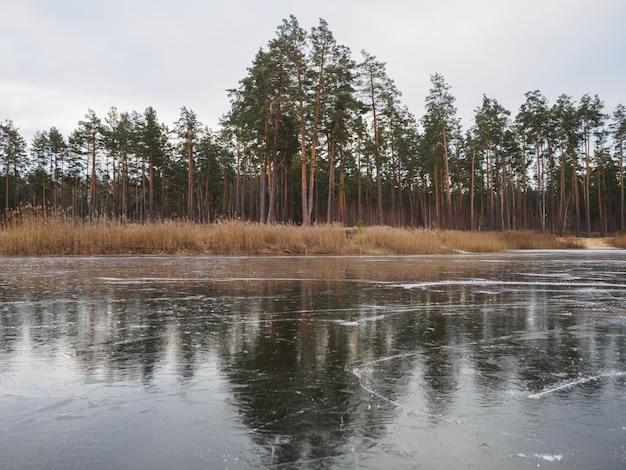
[
  {"xmin": 143, "ymin": 107, "xmax": 165, "ymax": 222},
  {"xmin": 0, "ymin": 120, "xmax": 27, "ymax": 212},
  {"xmin": 611, "ymin": 104, "xmax": 626, "ymax": 230},
  {"xmin": 47, "ymin": 127, "xmax": 66, "ymax": 210},
  {"xmin": 30, "ymin": 130, "xmax": 50, "ymax": 207},
  {"xmin": 517, "ymin": 91, "xmax": 549, "ymax": 232},
  {"xmin": 422, "ymin": 73, "xmax": 459, "ymax": 228},
  {"xmin": 73, "ymin": 110, "xmax": 102, "ymax": 217},
  {"xmin": 551, "ymin": 95, "xmax": 582, "ymax": 234},
  {"xmin": 176, "ymin": 107, "xmax": 201, "ymax": 221},
  {"xmin": 358, "ymin": 51, "xmax": 399, "ymax": 225},
  {"xmin": 578, "ymin": 94, "xmax": 605, "ymax": 236}
]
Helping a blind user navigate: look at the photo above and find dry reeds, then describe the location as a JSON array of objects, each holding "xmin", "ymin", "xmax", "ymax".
[
  {"xmin": 499, "ymin": 230, "xmax": 585, "ymax": 250},
  {"xmin": 613, "ymin": 233, "xmax": 626, "ymax": 249},
  {"xmin": 0, "ymin": 210, "xmax": 588, "ymax": 256}
]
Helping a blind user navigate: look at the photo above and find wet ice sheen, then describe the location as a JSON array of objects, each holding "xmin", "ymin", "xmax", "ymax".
[{"xmin": 1, "ymin": 252, "xmax": 626, "ymax": 469}]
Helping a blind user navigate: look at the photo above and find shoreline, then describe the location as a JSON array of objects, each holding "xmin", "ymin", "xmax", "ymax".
[
  {"xmin": 563, "ymin": 237, "xmax": 618, "ymax": 250},
  {"xmin": 2, "ymin": 219, "xmax": 623, "ymax": 256}
]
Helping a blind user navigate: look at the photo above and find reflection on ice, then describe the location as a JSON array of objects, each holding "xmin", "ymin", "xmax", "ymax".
[
  {"xmin": 1, "ymin": 252, "xmax": 626, "ymax": 469},
  {"xmin": 352, "ymin": 353, "xmax": 415, "ymax": 408}
]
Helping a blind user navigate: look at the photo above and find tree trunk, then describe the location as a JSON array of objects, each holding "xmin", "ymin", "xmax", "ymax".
[
  {"xmin": 148, "ymin": 151, "xmax": 154, "ymax": 221},
  {"xmin": 535, "ymin": 126, "xmax": 545, "ymax": 233},
  {"xmin": 433, "ymin": 159, "xmax": 440, "ymax": 226},
  {"xmin": 139, "ymin": 152, "xmax": 145, "ymax": 222},
  {"xmin": 338, "ymin": 147, "xmax": 346, "ymax": 223},
  {"xmin": 90, "ymin": 131, "xmax": 97, "ymax": 217},
  {"xmin": 619, "ymin": 136, "xmax": 624, "ymax": 231},
  {"xmin": 326, "ymin": 139, "xmax": 335, "ymax": 223},
  {"xmin": 597, "ymin": 159, "xmax": 603, "ymax": 235},
  {"xmin": 369, "ymin": 71, "xmax": 384, "ymax": 226},
  {"xmin": 4, "ymin": 168, "xmax": 9, "ymax": 212},
  {"xmin": 122, "ymin": 151, "xmax": 128, "ymax": 221},
  {"xmin": 307, "ymin": 50, "xmax": 325, "ymax": 225},
  {"xmin": 584, "ymin": 128, "xmax": 592, "ymax": 237},
  {"xmin": 570, "ymin": 144, "xmax": 580, "ymax": 236},
  {"xmin": 442, "ymin": 126, "xmax": 452, "ymax": 228},
  {"xmin": 559, "ymin": 149, "xmax": 566, "ymax": 234},
  {"xmin": 187, "ymin": 131, "xmax": 194, "ymax": 222},
  {"xmin": 470, "ymin": 142, "xmax": 475, "ymax": 231},
  {"xmin": 267, "ymin": 101, "xmax": 281, "ymax": 224},
  {"xmin": 297, "ymin": 62, "xmax": 309, "ymax": 226},
  {"xmin": 486, "ymin": 143, "xmax": 494, "ymax": 229}
]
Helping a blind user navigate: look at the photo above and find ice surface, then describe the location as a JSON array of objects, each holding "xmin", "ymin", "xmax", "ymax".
[{"xmin": 1, "ymin": 252, "xmax": 626, "ymax": 469}]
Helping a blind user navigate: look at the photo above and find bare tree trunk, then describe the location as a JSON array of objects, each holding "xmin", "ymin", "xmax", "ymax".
[
  {"xmin": 235, "ymin": 143, "xmax": 242, "ymax": 218},
  {"xmin": 5, "ymin": 168, "xmax": 9, "ymax": 213},
  {"xmin": 338, "ymin": 147, "xmax": 346, "ymax": 224},
  {"xmin": 486, "ymin": 144, "xmax": 494, "ymax": 229},
  {"xmin": 357, "ymin": 136, "xmax": 363, "ymax": 222},
  {"xmin": 259, "ymin": 131, "xmax": 268, "ymax": 224},
  {"xmin": 90, "ymin": 132, "xmax": 97, "ymax": 217},
  {"xmin": 326, "ymin": 139, "xmax": 335, "ymax": 223},
  {"xmin": 148, "ymin": 152, "xmax": 154, "ymax": 221},
  {"xmin": 267, "ymin": 102, "xmax": 281, "ymax": 224},
  {"xmin": 296, "ymin": 62, "xmax": 309, "ymax": 226},
  {"xmin": 570, "ymin": 145, "xmax": 580, "ymax": 235},
  {"xmin": 187, "ymin": 132, "xmax": 194, "ymax": 222},
  {"xmin": 470, "ymin": 141, "xmax": 475, "ymax": 231},
  {"xmin": 442, "ymin": 126, "xmax": 452, "ymax": 228},
  {"xmin": 141, "ymin": 154, "xmax": 146, "ymax": 223},
  {"xmin": 122, "ymin": 151, "xmax": 128, "ymax": 221},
  {"xmin": 597, "ymin": 159, "xmax": 603, "ymax": 235},
  {"xmin": 433, "ymin": 159, "xmax": 440, "ymax": 226},
  {"xmin": 619, "ymin": 137, "xmax": 624, "ymax": 231},
  {"xmin": 584, "ymin": 133, "xmax": 592, "ymax": 237},
  {"xmin": 307, "ymin": 51, "xmax": 325, "ymax": 225},
  {"xmin": 369, "ymin": 71, "xmax": 384, "ymax": 226},
  {"xmin": 535, "ymin": 127, "xmax": 545, "ymax": 233}
]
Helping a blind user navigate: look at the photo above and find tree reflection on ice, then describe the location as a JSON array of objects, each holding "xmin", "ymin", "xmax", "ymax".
[{"xmin": 1, "ymin": 253, "xmax": 626, "ymax": 468}]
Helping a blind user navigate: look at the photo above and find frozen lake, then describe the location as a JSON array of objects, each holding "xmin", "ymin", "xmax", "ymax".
[{"xmin": 1, "ymin": 252, "xmax": 626, "ymax": 469}]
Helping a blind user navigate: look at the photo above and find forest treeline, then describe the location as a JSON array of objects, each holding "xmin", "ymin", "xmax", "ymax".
[{"xmin": 1, "ymin": 16, "xmax": 625, "ymax": 235}]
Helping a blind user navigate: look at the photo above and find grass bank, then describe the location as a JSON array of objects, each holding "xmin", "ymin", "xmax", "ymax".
[{"xmin": 0, "ymin": 216, "xmax": 588, "ymax": 256}]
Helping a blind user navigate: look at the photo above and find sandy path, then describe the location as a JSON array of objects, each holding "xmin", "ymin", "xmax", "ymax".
[{"xmin": 577, "ymin": 238, "xmax": 617, "ymax": 249}]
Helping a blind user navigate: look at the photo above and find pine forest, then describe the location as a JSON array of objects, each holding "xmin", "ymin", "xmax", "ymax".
[{"xmin": 2, "ymin": 16, "xmax": 626, "ymax": 236}]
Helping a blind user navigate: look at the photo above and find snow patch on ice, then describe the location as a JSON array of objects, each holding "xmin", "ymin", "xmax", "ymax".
[
  {"xmin": 512, "ymin": 453, "xmax": 564, "ymax": 462},
  {"xmin": 396, "ymin": 279, "xmax": 626, "ymax": 290},
  {"xmin": 535, "ymin": 453, "xmax": 564, "ymax": 462}
]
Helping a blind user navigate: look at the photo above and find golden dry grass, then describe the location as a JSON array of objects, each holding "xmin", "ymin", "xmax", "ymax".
[
  {"xmin": 500, "ymin": 230, "xmax": 586, "ymax": 250},
  {"xmin": 0, "ymin": 212, "xmax": 590, "ymax": 256},
  {"xmin": 613, "ymin": 233, "xmax": 626, "ymax": 249}
]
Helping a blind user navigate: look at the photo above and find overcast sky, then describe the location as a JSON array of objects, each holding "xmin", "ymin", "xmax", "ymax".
[{"xmin": 3, "ymin": 0, "xmax": 625, "ymax": 144}]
